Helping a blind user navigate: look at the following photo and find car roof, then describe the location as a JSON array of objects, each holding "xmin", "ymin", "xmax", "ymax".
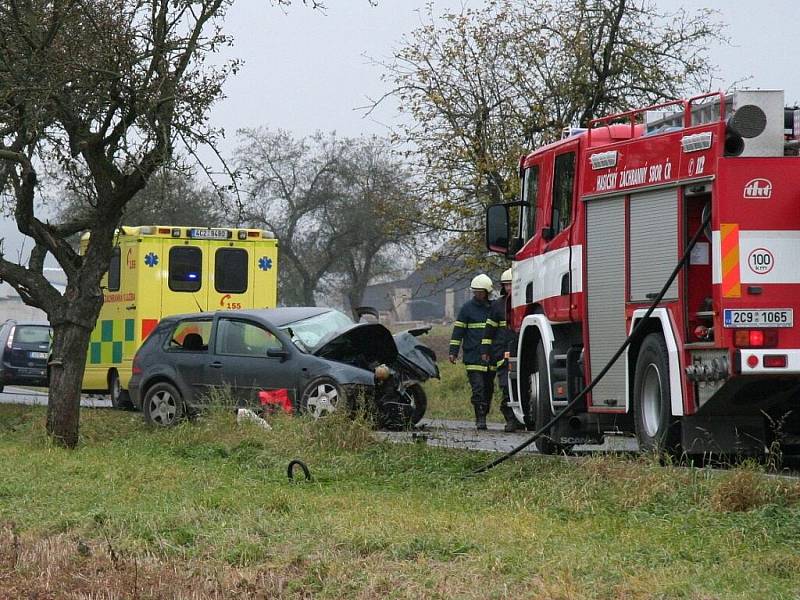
[
  {"xmin": 163, "ymin": 307, "xmax": 337, "ymax": 328},
  {"xmin": 4, "ymin": 320, "xmax": 51, "ymax": 327}
]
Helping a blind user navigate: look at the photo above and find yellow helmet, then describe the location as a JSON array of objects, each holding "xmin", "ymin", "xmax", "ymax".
[
  {"xmin": 501, "ymin": 268, "xmax": 512, "ymax": 283},
  {"xmin": 470, "ymin": 274, "xmax": 493, "ymax": 293}
]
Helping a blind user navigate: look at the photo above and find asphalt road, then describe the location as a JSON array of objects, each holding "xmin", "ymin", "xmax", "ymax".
[
  {"xmin": 0, "ymin": 386, "xmax": 111, "ymax": 408},
  {"xmin": 380, "ymin": 418, "xmax": 639, "ymax": 454}
]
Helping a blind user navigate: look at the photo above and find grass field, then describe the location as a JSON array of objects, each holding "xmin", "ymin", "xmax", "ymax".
[{"xmin": 2, "ymin": 404, "xmax": 800, "ymax": 599}]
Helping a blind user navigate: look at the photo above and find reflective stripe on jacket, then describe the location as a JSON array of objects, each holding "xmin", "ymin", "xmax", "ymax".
[
  {"xmin": 449, "ymin": 297, "xmax": 491, "ymax": 366},
  {"xmin": 480, "ymin": 295, "xmax": 515, "ymax": 366}
]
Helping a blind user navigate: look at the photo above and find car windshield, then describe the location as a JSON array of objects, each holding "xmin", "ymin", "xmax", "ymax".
[
  {"xmin": 14, "ymin": 325, "xmax": 52, "ymax": 345},
  {"xmin": 280, "ymin": 310, "xmax": 353, "ymax": 351}
]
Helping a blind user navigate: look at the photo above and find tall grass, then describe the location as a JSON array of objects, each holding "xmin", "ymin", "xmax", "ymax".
[{"xmin": 2, "ymin": 404, "xmax": 800, "ymax": 599}]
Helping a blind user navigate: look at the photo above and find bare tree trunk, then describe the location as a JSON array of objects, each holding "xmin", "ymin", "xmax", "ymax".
[{"xmin": 45, "ymin": 322, "xmax": 92, "ymax": 448}]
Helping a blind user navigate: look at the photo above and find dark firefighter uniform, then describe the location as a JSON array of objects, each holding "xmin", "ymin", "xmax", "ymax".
[
  {"xmin": 480, "ymin": 294, "xmax": 518, "ymax": 428},
  {"xmin": 449, "ymin": 295, "xmax": 494, "ymax": 425}
]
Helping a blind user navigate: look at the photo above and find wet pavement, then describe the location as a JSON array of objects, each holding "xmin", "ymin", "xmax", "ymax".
[{"xmin": 377, "ymin": 418, "xmax": 639, "ymax": 454}]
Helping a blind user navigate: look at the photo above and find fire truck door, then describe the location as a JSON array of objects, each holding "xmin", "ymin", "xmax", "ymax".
[
  {"xmin": 209, "ymin": 242, "xmax": 251, "ymax": 311},
  {"xmin": 544, "ymin": 149, "xmax": 578, "ymax": 319}
]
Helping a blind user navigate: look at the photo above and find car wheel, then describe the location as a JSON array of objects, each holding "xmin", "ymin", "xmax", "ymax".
[
  {"xmin": 531, "ymin": 340, "xmax": 572, "ymax": 455},
  {"xmin": 634, "ymin": 333, "xmax": 680, "ymax": 454},
  {"xmin": 109, "ymin": 370, "xmax": 133, "ymax": 411},
  {"xmin": 407, "ymin": 384, "xmax": 427, "ymax": 425},
  {"xmin": 143, "ymin": 381, "xmax": 185, "ymax": 427},
  {"xmin": 300, "ymin": 377, "xmax": 347, "ymax": 419}
]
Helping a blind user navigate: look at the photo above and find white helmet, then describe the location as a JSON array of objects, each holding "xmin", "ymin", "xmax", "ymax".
[
  {"xmin": 501, "ymin": 268, "xmax": 512, "ymax": 283},
  {"xmin": 470, "ymin": 274, "xmax": 493, "ymax": 293}
]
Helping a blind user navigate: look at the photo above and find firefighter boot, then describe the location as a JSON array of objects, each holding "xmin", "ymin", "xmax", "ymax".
[
  {"xmin": 502, "ymin": 405, "xmax": 520, "ymax": 432},
  {"xmin": 474, "ymin": 405, "xmax": 487, "ymax": 431}
]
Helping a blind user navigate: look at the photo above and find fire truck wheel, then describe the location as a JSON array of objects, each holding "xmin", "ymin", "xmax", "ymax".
[
  {"xmin": 109, "ymin": 370, "xmax": 133, "ymax": 411},
  {"xmin": 633, "ymin": 333, "xmax": 680, "ymax": 454},
  {"xmin": 532, "ymin": 340, "xmax": 571, "ymax": 455},
  {"xmin": 143, "ymin": 381, "xmax": 185, "ymax": 427},
  {"xmin": 299, "ymin": 377, "xmax": 349, "ymax": 419}
]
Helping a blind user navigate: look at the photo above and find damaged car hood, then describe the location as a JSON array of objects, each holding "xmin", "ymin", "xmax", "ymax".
[{"xmin": 312, "ymin": 322, "xmax": 398, "ymax": 364}]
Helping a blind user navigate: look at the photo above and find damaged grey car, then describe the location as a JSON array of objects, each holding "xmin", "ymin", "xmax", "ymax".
[{"xmin": 129, "ymin": 307, "xmax": 438, "ymax": 429}]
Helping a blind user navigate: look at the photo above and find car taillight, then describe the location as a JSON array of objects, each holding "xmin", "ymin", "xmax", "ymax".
[
  {"xmin": 733, "ymin": 329, "xmax": 778, "ymax": 348},
  {"xmin": 6, "ymin": 326, "xmax": 14, "ymax": 349},
  {"xmin": 132, "ymin": 354, "xmax": 142, "ymax": 375}
]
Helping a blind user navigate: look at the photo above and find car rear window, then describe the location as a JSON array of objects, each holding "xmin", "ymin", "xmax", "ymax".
[
  {"xmin": 169, "ymin": 247, "xmax": 202, "ymax": 292},
  {"xmin": 15, "ymin": 326, "xmax": 51, "ymax": 345},
  {"xmin": 215, "ymin": 248, "xmax": 248, "ymax": 294}
]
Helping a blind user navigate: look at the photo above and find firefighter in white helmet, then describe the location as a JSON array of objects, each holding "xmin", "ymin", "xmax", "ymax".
[
  {"xmin": 449, "ymin": 273, "xmax": 494, "ymax": 430},
  {"xmin": 481, "ymin": 268, "xmax": 520, "ymax": 432}
]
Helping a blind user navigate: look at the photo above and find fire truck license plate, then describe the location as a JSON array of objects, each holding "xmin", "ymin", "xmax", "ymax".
[{"xmin": 723, "ymin": 309, "xmax": 793, "ymax": 328}]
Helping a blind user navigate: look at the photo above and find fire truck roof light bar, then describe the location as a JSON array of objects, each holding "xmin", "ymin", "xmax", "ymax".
[{"xmin": 681, "ymin": 132, "xmax": 713, "ymax": 153}]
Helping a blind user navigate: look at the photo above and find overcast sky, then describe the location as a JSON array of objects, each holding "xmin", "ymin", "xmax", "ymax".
[{"xmin": 3, "ymin": 0, "xmax": 800, "ymax": 267}]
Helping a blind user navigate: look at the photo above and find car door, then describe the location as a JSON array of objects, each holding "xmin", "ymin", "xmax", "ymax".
[
  {"xmin": 209, "ymin": 316, "xmax": 297, "ymax": 406},
  {"xmin": 162, "ymin": 317, "xmax": 214, "ymax": 402}
]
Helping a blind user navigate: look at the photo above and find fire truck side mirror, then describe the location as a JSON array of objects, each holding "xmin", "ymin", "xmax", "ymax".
[{"xmin": 485, "ymin": 204, "xmax": 510, "ymax": 255}]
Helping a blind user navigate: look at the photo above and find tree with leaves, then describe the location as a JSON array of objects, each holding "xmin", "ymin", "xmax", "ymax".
[
  {"xmin": 236, "ymin": 129, "xmax": 419, "ymax": 311},
  {"xmin": 0, "ymin": 0, "xmax": 267, "ymax": 447},
  {"xmin": 58, "ymin": 168, "xmax": 226, "ymax": 228},
  {"xmin": 373, "ymin": 0, "xmax": 725, "ymax": 257}
]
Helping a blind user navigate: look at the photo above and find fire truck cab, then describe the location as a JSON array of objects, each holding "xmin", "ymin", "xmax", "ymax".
[
  {"xmin": 487, "ymin": 90, "xmax": 800, "ymax": 455},
  {"xmin": 80, "ymin": 225, "xmax": 278, "ymax": 408}
]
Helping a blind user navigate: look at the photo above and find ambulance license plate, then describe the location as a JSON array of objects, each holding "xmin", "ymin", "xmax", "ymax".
[
  {"xmin": 188, "ymin": 228, "xmax": 230, "ymax": 240},
  {"xmin": 723, "ymin": 309, "xmax": 793, "ymax": 328}
]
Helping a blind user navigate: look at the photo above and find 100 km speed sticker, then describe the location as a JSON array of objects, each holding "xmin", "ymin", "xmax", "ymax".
[{"xmin": 747, "ymin": 248, "xmax": 774, "ymax": 274}]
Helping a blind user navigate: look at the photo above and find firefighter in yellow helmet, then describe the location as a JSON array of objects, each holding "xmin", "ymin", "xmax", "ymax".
[
  {"xmin": 449, "ymin": 274, "xmax": 494, "ymax": 430},
  {"xmin": 481, "ymin": 268, "xmax": 520, "ymax": 432}
]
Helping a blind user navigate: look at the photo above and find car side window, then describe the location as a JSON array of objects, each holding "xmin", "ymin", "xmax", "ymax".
[
  {"xmin": 167, "ymin": 319, "xmax": 212, "ymax": 352},
  {"xmin": 215, "ymin": 319, "xmax": 282, "ymax": 357}
]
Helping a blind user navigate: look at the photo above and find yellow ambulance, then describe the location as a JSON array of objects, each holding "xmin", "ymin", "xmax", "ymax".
[{"xmin": 80, "ymin": 225, "xmax": 278, "ymax": 407}]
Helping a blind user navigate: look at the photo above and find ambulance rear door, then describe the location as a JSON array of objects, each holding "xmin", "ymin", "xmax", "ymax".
[
  {"xmin": 209, "ymin": 239, "xmax": 252, "ymax": 312},
  {"xmin": 252, "ymin": 238, "xmax": 278, "ymax": 308},
  {"xmin": 161, "ymin": 236, "xmax": 210, "ymax": 317}
]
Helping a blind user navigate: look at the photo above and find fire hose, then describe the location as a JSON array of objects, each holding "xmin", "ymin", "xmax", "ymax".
[{"xmin": 473, "ymin": 209, "xmax": 712, "ymax": 475}]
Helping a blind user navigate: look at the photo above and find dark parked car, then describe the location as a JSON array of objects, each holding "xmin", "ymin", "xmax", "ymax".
[
  {"xmin": 129, "ymin": 307, "xmax": 438, "ymax": 428},
  {"xmin": 0, "ymin": 320, "xmax": 52, "ymax": 392}
]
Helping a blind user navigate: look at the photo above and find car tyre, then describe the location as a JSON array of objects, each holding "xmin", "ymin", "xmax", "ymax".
[
  {"xmin": 634, "ymin": 333, "xmax": 680, "ymax": 455},
  {"xmin": 143, "ymin": 381, "xmax": 185, "ymax": 427},
  {"xmin": 408, "ymin": 383, "xmax": 428, "ymax": 425},
  {"xmin": 299, "ymin": 376, "xmax": 348, "ymax": 419},
  {"xmin": 109, "ymin": 370, "xmax": 133, "ymax": 411}
]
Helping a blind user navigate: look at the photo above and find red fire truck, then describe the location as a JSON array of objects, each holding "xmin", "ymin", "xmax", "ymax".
[{"xmin": 486, "ymin": 90, "xmax": 800, "ymax": 455}]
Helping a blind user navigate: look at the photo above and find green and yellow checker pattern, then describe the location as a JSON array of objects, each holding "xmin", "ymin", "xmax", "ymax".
[{"xmin": 89, "ymin": 319, "xmax": 136, "ymax": 365}]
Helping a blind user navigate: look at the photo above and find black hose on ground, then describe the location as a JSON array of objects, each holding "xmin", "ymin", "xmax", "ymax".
[
  {"xmin": 472, "ymin": 210, "xmax": 712, "ymax": 475},
  {"xmin": 287, "ymin": 459, "xmax": 312, "ymax": 482}
]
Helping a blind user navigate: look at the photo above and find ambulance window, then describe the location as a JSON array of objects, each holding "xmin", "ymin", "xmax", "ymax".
[
  {"xmin": 169, "ymin": 247, "xmax": 202, "ymax": 292},
  {"xmin": 107, "ymin": 247, "xmax": 121, "ymax": 292},
  {"xmin": 215, "ymin": 248, "xmax": 248, "ymax": 294},
  {"xmin": 522, "ymin": 166, "xmax": 539, "ymax": 240},
  {"xmin": 551, "ymin": 151, "xmax": 576, "ymax": 234}
]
